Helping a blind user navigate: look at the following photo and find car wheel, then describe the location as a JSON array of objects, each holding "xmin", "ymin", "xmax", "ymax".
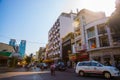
[
  {"xmin": 104, "ymin": 72, "xmax": 111, "ymax": 79},
  {"xmin": 79, "ymin": 71, "xmax": 84, "ymax": 76}
]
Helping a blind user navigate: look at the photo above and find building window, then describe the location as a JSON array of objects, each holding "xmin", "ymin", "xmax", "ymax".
[
  {"xmin": 87, "ymin": 27, "xmax": 95, "ymax": 38},
  {"xmin": 111, "ymin": 34, "xmax": 120, "ymax": 46},
  {"xmin": 99, "ymin": 36, "xmax": 110, "ymax": 47},
  {"xmin": 76, "ymin": 40, "xmax": 81, "ymax": 51},
  {"xmin": 97, "ymin": 23, "xmax": 107, "ymax": 35},
  {"xmin": 88, "ymin": 38, "xmax": 96, "ymax": 49},
  {"xmin": 76, "ymin": 40, "xmax": 81, "ymax": 46}
]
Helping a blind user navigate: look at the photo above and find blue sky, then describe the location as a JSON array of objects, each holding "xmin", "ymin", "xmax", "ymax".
[{"xmin": 0, "ymin": 0, "xmax": 115, "ymax": 55}]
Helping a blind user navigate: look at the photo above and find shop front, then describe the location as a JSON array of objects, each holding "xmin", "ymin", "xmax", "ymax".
[
  {"xmin": 92, "ymin": 56, "xmax": 101, "ymax": 62},
  {"xmin": 76, "ymin": 49, "xmax": 89, "ymax": 62},
  {"xmin": 0, "ymin": 51, "xmax": 12, "ymax": 66},
  {"xmin": 114, "ymin": 55, "xmax": 120, "ymax": 67},
  {"xmin": 69, "ymin": 54, "xmax": 77, "ymax": 68},
  {"xmin": 77, "ymin": 53, "xmax": 89, "ymax": 61},
  {"xmin": 89, "ymin": 47, "xmax": 120, "ymax": 66},
  {"xmin": 69, "ymin": 54, "xmax": 77, "ymax": 61}
]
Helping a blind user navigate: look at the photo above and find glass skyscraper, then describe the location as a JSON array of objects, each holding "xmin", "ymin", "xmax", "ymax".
[
  {"xmin": 9, "ymin": 39, "xmax": 16, "ymax": 47},
  {"xmin": 19, "ymin": 40, "xmax": 26, "ymax": 57}
]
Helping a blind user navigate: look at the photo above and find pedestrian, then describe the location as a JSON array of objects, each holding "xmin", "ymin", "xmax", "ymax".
[
  {"xmin": 50, "ymin": 62, "xmax": 56, "ymax": 76},
  {"xmin": 117, "ymin": 62, "xmax": 120, "ymax": 70},
  {"xmin": 41, "ymin": 64, "xmax": 44, "ymax": 71}
]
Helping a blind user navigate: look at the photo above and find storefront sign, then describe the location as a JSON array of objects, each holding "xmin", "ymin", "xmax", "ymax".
[{"xmin": 69, "ymin": 54, "xmax": 77, "ymax": 61}]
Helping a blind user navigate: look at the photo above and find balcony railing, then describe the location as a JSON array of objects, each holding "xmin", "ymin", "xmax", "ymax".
[
  {"xmin": 76, "ymin": 46, "xmax": 81, "ymax": 52},
  {"xmin": 75, "ymin": 35, "xmax": 81, "ymax": 41},
  {"xmin": 75, "ymin": 44, "xmax": 87, "ymax": 52}
]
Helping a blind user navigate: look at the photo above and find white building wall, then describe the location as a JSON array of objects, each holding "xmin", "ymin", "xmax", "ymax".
[
  {"xmin": 85, "ymin": 18, "xmax": 109, "ymax": 50},
  {"xmin": 85, "ymin": 18, "xmax": 108, "ymax": 30},
  {"xmin": 60, "ymin": 14, "xmax": 75, "ymax": 39},
  {"xmin": 59, "ymin": 13, "xmax": 76, "ymax": 58}
]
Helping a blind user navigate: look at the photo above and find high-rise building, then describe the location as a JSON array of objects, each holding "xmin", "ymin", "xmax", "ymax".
[
  {"xmin": 19, "ymin": 40, "xmax": 26, "ymax": 57},
  {"xmin": 9, "ymin": 39, "xmax": 16, "ymax": 47},
  {"xmin": 48, "ymin": 12, "xmax": 76, "ymax": 62}
]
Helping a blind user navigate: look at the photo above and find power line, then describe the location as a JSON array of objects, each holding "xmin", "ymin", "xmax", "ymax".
[{"xmin": 0, "ymin": 35, "xmax": 47, "ymax": 44}]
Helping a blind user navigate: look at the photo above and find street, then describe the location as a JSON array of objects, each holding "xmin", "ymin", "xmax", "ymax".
[{"xmin": 0, "ymin": 67, "xmax": 119, "ymax": 80}]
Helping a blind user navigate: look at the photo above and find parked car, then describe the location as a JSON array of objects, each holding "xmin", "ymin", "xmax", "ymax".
[
  {"xmin": 75, "ymin": 60, "xmax": 120, "ymax": 79},
  {"xmin": 55, "ymin": 62, "xmax": 66, "ymax": 71},
  {"xmin": 37, "ymin": 63, "xmax": 48, "ymax": 69}
]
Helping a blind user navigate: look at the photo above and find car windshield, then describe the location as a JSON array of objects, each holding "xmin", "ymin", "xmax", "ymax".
[
  {"xmin": 58, "ymin": 62, "xmax": 64, "ymax": 65},
  {"xmin": 42, "ymin": 63, "xmax": 47, "ymax": 66}
]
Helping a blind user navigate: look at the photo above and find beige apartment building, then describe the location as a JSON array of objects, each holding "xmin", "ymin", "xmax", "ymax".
[
  {"xmin": 0, "ymin": 43, "xmax": 15, "ymax": 52},
  {"xmin": 73, "ymin": 9, "xmax": 105, "ymax": 61},
  {"xmin": 73, "ymin": 9, "xmax": 120, "ymax": 66},
  {"xmin": 85, "ymin": 17, "xmax": 120, "ymax": 66}
]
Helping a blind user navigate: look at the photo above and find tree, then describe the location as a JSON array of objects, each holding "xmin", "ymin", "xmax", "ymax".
[
  {"xmin": 24, "ymin": 53, "xmax": 33, "ymax": 64},
  {"xmin": 25, "ymin": 56, "xmax": 31, "ymax": 64},
  {"xmin": 108, "ymin": 0, "xmax": 120, "ymax": 43}
]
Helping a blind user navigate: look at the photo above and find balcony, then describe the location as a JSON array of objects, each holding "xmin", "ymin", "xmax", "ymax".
[
  {"xmin": 87, "ymin": 45, "xmax": 120, "ymax": 52},
  {"xmin": 76, "ymin": 44, "xmax": 87, "ymax": 52},
  {"xmin": 76, "ymin": 46, "xmax": 81, "ymax": 52},
  {"xmin": 75, "ymin": 35, "xmax": 81, "ymax": 41},
  {"xmin": 74, "ymin": 26, "xmax": 80, "ymax": 31}
]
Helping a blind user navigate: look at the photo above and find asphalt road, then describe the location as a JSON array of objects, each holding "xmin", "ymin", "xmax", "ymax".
[{"xmin": 0, "ymin": 67, "xmax": 119, "ymax": 80}]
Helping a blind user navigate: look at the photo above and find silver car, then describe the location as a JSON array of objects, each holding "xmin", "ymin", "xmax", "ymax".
[{"xmin": 75, "ymin": 60, "xmax": 120, "ymax": 79}]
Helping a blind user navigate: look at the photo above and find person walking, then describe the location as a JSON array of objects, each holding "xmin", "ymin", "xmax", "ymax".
[
  {"xmin": 50, "ymin": 62, "xmax": 56, "ymax": 76},
  {"xmin": 41, "ymin": 64, "xmax": 44, "ymax": 71}
]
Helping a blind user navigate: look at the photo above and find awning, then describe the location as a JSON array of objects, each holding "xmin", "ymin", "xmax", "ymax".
[
  {"xmin": 0, "ymin": 51, "xmax": 12, "ymax": 57},
  {"xmin": 0, "ymin": 51, "xmax": 12, "ymax": 59},
  {"xmin": 43, "ymin": 59, "xmax": 54, "ymax": 63}
]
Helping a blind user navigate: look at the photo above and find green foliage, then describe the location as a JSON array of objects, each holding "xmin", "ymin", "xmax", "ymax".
[
  {"xmin": 109, "ymin": 7, "xmax": 120, "ymax": 42},
  {"xmin": 24, "ymin": 53, "xmax": 34, "ymax": 64},
  {"xmin": 8, "ymin": 57, "xmax": 18, "ymax": 67},
  {"xmin": 25, "ymin": 56, "xmax": 31, "ymax": 64}
]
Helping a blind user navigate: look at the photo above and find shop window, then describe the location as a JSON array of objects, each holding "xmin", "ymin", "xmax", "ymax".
[
  {"xmin": 103, "ymin": 55, "xmax": 111, "ymax": 66},
  {"xmin": 92, "ymin": 56, "xmax": 101, "ymax": 62},
  {"xmin": 99, "ymin": 36, "xmax": 110, "ymax": 47}
]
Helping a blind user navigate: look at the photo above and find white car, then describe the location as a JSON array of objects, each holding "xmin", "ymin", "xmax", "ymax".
[{"xmin": 75, "ymin": 60, "xmax": 120, "ymax": 79}]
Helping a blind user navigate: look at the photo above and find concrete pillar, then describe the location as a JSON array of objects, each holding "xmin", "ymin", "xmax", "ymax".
[
  {"xmin": 94, "ymin": 25, "xmax": 100, "ymax": 48},
  {"xmin": 106, "ymin": 25, "xmax": 113, "ymax": 46}
]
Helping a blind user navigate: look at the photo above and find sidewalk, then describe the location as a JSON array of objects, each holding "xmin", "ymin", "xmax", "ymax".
[
  {"xmin": 0, "ymin": 67, "xmax": 25, "ymax": 73},
  {"xmin": 0, "ymin": 67, "xmax": 12, "ymax": 73}
]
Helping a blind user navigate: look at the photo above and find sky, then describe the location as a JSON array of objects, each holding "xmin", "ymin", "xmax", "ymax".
[{"xmin": 0, "ymin": 0, "xmax": 116, "ymax": 55}]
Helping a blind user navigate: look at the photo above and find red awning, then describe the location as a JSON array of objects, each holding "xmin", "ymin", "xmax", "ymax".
[{"xmin": 77, "ymin": 54, "xmax": 89, "ymax": 61}]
